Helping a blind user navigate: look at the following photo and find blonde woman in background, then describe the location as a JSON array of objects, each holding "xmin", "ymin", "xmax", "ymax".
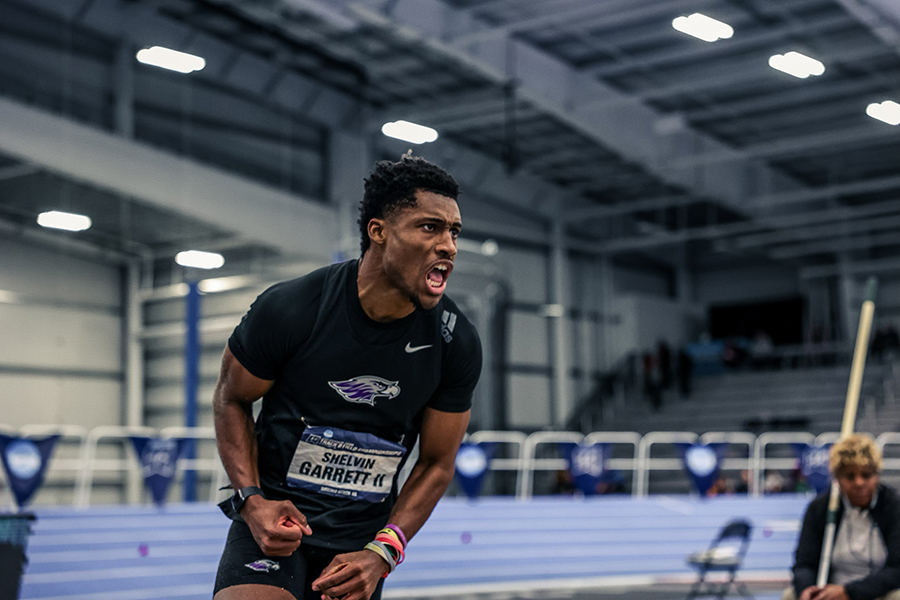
[{"xmin": 786, "ymin": 434, "xmax": 900, "ymax": 600}]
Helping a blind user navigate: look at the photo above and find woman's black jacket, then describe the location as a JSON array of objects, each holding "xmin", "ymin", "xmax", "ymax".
[{"xmin": 792, "ymin": 484, "xmax": 900, "ymax": 600}]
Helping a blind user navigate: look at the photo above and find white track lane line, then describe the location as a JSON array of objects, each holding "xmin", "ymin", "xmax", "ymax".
[{"xmin": 384, "ymin": 575, "xmax": 657, "ymax": 598}]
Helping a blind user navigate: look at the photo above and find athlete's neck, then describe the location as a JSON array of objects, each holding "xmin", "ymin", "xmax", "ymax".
[{"xmin": 356, "ymin": 254, "xmax": 416, "ymax": 322}]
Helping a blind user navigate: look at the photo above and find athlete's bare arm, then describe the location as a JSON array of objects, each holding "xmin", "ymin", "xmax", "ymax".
[
  {"xmin": 311, "ymin": 407, "xmax": 470, "ymax": 600},
  {"xmin": 212, "ymin": 346, "xmax": 312, "ymax": 557},
  {"xmin": 385, "ymin": 407, "xmax": 470, "ymax": 537}
]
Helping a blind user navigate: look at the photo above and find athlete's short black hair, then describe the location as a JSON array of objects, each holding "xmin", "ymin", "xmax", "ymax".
[{"xmin": 358, "ymin": 155, "xmax": 459, "ymax": 255}]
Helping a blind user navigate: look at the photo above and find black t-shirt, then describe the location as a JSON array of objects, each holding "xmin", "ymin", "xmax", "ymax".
[{"xmin": 225, "ymin": 259, "xmax": 482, "ymax": 550}]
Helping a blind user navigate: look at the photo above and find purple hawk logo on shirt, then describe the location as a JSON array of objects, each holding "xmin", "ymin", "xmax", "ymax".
[
  {"xmin": 328, "ymin": 376, "xmax": 401, "ymax": 407},
  {"xmin": 245, "ymin": 559, "xmax": 280, "ymax": 572}
]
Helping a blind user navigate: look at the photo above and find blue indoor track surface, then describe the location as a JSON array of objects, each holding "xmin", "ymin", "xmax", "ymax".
[{"xmin": 19, "ymin": 495, "xmax": 810, "ymax": 600}]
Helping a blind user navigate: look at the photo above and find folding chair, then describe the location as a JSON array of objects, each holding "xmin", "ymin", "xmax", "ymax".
[{"xmin": 685, "ymin": 519, "xmax": 754, "ymax": 600}]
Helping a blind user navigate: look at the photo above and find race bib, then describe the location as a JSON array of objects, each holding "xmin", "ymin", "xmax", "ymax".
[{"xmin": 286, "ymin": 426, "xmax": 407, "ymax": 503}]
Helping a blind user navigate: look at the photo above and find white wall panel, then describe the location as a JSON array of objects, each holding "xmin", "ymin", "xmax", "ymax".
[
  {"xmin": 509, "ymin": 311, "xmax": 549, "ymax": 366},
  {"xmin": 145, "ymin": 383, "xmax": 216, "ymax": 413},
  {"xmin": 0, "ymin": 237, "xmax": 122, "ymax": 430},
  {"xmin": 608, "ymin": 294, "xmax": 687, "ymax": 366},
  {"xmin": 0, "ymin": 304, "xmax": 120, "ymax": 371},
  {"xmin": 0, "ymin": 238, "xmax": 120, "ymax": 306},
  {"xmin": 614, "ymin": 266, "xmax": 669, "ymax": 297},
  {"xmin": 507, "ymin": 374, "xmax": 551, "ymax": 428},
  {"xmin": 143, "ymin": 290, "xmax": 260, "ymax": 323},
  {"xmin": 494, "ymin": 246, "xmax": 547, "ymax": 304},
  {"xmin": 145, "ymin": 353, "xmax": 223, "ymax": 382},
  {"xmin": 0, "ymin": 374, "xmax": 119, "ymax": 428}
]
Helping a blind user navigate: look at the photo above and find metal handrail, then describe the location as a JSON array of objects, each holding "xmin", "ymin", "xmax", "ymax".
[
  {"xmin": 468, "ymin": 430, "xmax": 528, "ymax": 496},
  {"xmin": 75, "ymin": 425, "xmax": 224, "ymax": 507},
  {"xmin": 160, "ymin": 426, "xmax": 226, "ymax": 504},
  {"xmin": 753, "ymin": 432, "xmax": 814, "ymax": 497},
  {"xmin": 17, "ymin": 424, "xmax": 900, "ymax": 506},
  {"xmin": 518, "ymin": 430, "xmax": 642, "ymax": 499},
  {"xmin": 876, "ymin": 432, "xmax": 900, "ymax": 472},
  {"xmin": 518, "ymin": 431, "xmax": 584, "ymax": 499},
  {"xmin": 635, "ymin": 431, "xmax": 698, "ymax": 497},
  {"xmin": 584, "ymin": 431, "xmax": 641, "ymax": 494}
]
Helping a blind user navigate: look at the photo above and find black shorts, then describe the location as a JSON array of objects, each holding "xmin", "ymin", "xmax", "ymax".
[{"xmin": 214, "ymin": 520, "xmax": 384, "ymax": 600}]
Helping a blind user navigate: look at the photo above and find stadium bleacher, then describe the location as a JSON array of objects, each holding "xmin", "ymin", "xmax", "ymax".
[{"xmin": 605, "ymin": 364, "xmax": 894, "ymax": 435}]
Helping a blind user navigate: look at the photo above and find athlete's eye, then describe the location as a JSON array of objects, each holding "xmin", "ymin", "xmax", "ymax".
[
  {"xmin": 450, "ymin": 228, "xmax": 460, "ymax": 239},
  {"xmin": 422, "ymin": 223, "xmax": 436, "ymax": 232}
]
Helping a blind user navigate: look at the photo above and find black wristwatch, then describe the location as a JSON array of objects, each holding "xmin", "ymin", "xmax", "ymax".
[{"xmin": 231, "ymin": 486, "xmax": 264, "ymax": 513}]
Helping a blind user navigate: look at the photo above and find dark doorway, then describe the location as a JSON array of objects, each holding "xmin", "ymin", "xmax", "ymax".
[{"xmin": 708, "ymin": 296, "xmax": 804, "ymax": 345}]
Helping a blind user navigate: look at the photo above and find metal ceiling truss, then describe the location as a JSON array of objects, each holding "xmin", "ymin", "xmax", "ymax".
[
  {"xmin": 770, "ymin": 230, "xmax": 900, "ymax": 259},
  {"xmin": 5, "ymin": 0, "xmax": 897, "ymax": 268}
]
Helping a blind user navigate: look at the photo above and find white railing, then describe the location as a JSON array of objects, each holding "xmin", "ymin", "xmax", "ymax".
[
  {"xmin": 6, "ymin": 425, "xmax": 900, "ymax": 505},
  {"xmin": 74, "ymin": 425, "xmax": 224, "ymax": 507},
  {"xmin": 468, "ymin": 430, "xmax": 528, "ymax": 497}
]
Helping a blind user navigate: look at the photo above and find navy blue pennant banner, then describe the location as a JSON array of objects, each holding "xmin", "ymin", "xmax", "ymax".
[
  {"xmin": 676, "ymin": 442, "xmax": 727, "ymax": 496},
  {"xmin": 0, "ymin": 434, "xmax": 60, "ymax": 508},
  {"xmin": 792, "ymin": 443, "xmax": 832, "ymax": 494},
  {"xmin": 130, "ymin": 437, "xmax": 189, "ymax": 506},
  {"xmin": 560, "ymin": 442, "xmax": 609, "ymax": 496},
  {"xmin": 454, "ymin": 442, "xmax": 497, "ymax": 500}
]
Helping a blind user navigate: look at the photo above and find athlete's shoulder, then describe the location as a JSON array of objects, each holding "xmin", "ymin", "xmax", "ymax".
[
  {"xmin": 436, "ymin": 294, "xmax": 480, "ymax": 348},
  {"xmin": 257, "ymin": 261, "xmax": 346, "ymax": 309}
]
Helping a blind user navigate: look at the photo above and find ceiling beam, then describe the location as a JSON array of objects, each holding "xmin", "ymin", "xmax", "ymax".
[
  {"xmin": 563, "ymin": 173, "xmax": 900, "ymax": 222},
  {"xmin": 0, "ymin": 162, "xmax": 40, "ymax": 182},
  {"xmin": 0, "ymin": 95, "xmax": 337, "ymax": 259},
  {"xmin": 347, "ymin": 0, "xmax": 805, "ymax": 224},
  {"xmin": 834, "ymin": 0, "xmax": 900, "ymax": 57},
  {"xmin": 667, "ymin": 122, "xmax": 900, "ymax": 168},
  {"xmin": 579, "ymin": 44, "xmax": 889, "ymax": 114},
  {"xmin": 589, "ymin": 11, "xmax": 850, "ymax": 78},
  {"xmin": 592, "ymin": 197, "xmax": 900, "ymax": 253},
  {"xmin": 685, "ymin": 76, "xmax": 896, "ymax": 124},
  {"xmin": 769, "ymin": 230, "xmax": 900, "ymax": 259},
  {"xmin": 449, "ymin": 0, "xmax": 641, "ymax": 47},
  {"xmin": 800, "ymin": 256, "xmax": 900, "ymax": 279},
  {"xmin": 732, "ymin": 213, "xmax": 900, "ymax": 249}
]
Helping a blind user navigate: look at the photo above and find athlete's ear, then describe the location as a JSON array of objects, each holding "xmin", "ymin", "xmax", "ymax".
[{"xmin": 367, "ymin": 218, "xmax": 387, "ymax": 246}]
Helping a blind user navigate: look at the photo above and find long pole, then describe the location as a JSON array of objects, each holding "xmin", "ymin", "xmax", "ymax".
[{"xmin": 816, "ymin": 277, "xmax": 877, "ymax": 587}]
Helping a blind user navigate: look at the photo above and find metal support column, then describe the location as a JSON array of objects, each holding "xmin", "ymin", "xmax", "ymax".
[
  {"xmin": 114, "ymin": 41, "xmax": 134, "ymax": 138},
  {"xmin": 550, "ymin": 219, "xmax": 572, "ymax": 426},
  {"xmin": 839, "ymin": 258, "xmax": 858, "ymax": 343},
  {"xmin": 124, "ymin": 261, "xmax": 144, "ymax": 503},
  {"xmin": 183, "ymin": 281, "xmax": 201, "ymax": 502},
  {"xmin": 329, "ymin": 131, "xmax": 371, "ymax": 261}
]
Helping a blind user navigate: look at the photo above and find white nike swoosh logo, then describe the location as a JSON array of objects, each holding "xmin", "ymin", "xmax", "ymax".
[{"xmin": 405, "ymin": 343, "xmax": 433, "ymax": 354}]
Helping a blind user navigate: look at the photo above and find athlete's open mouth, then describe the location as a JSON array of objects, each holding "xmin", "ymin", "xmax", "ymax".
[{"xmin": 425, "ymin": 262, "xmax": 451, "ymax": 293}]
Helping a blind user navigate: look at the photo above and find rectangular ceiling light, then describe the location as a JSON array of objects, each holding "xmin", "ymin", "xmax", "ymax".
[
  {"xmin": 672, "ymin": 13, "xmax": 733, "ymax": 42},
  {"xmin": 866, "ymin": 100, "xmax": 900, "ymax": 125},
  {"xmin": 175, "ymin": 250, "xmax": 225, "ymax": 269},
  {"xmin": 136, "ymin": 46, "xmax": 206, "ymax": 74},
  {"xmin": 381, "ymin": 120, "xmax": 439, "ymax": 144},
  {"xmin": 768, "ymin": 52, "xmax": 825, "ymax": 78},
  {"xmin": 36, "ymin": 210, "xmax": 92, "ymax": 232}
]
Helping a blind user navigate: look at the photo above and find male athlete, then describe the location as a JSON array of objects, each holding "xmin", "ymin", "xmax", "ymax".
[{"xmin": 212, "ymin": 155, "xmax": 482, "ymax": 600}]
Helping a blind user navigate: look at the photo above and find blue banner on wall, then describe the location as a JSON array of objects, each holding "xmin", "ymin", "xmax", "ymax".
[
  {"xmin": 676, "ymin": 442, "xmax": 727, "ymax": 496},
  {"xmin": 559, "ymin": 442, "xmax": 609, "ymax": 496},
  {"xmin": 130, "ymin": 437, "xmax": 189, "ymax": 506},
  {"xmin": 0, "ymin": 435, "xmax": 60, "ymax": 508},
  {"xmin": 454, "ymin": 442, "xmax": 497, "ymax": 500},
  {"xmin": 793, "ymin": 443, "xmax": 832, "ymax": 494}
]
